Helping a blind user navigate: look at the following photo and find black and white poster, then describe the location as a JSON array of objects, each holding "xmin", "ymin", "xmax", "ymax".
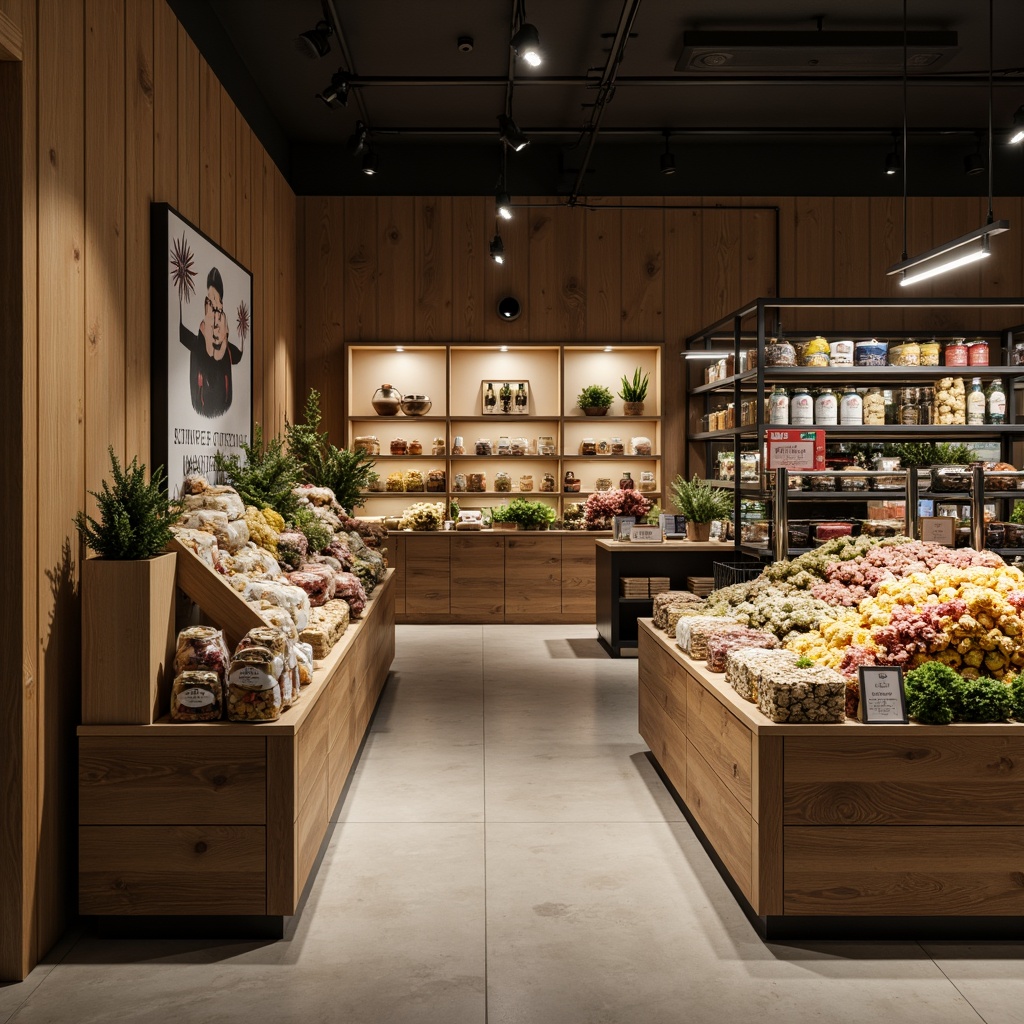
[{"xmin": 151, "ymin": 203, "xmax": 253, "ymax": 498}]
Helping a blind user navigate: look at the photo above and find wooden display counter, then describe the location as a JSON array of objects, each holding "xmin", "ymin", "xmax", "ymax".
[
  {"xmin": 638, "ymin": 618, "xmax": 1024, "ymax": 938},
  {"xmin": 596, "ymin": 540, "xmax": 730, "ymax": 656},
  {"xmin": 388, "ymin": 530, "xmax": 603, "ymax": 625},
  {"xmin": 77, "ymin": 571, "xmax": 395, "ymax": 933}
]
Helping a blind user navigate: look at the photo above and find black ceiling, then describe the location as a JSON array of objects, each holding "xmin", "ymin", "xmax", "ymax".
[{"xmin": 171, "ymin": 0, "xmax": 1024, "ymax": 198}]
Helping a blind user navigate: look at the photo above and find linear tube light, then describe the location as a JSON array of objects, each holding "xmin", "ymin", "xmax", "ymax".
[
  {"xmin": 1011, "ymin": 106, "xmax": 1024, "ymax": 145},
  {"xmin": 683, "ymin": 351, "xmax": 730, "ymax": 360},
  {"xmin": 886, "ymin": 219, "xmax": 1009, "ymax": 285}
]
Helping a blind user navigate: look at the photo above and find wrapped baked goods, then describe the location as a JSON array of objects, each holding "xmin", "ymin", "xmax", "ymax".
[
  {"xmin": 180, "ymin": 509, "xmax": 250, "ymax": 553},
  {"xmin": 215, "ymin": 543, "xmax": 283, "ymax": 578},
  {"xmin": 233, "ymin": 579, "xmax": 310, "ymax": 630},
  {"xmin": 276, "ymin": 530, "xmax": 309, "ymax": 569},
  {"xmin": 986, "ymin": 462, "xmax": 1019, "ymax": 490},
  {"xmin": 234, "ymin": 627, "xmax": 293, "ymax": 706},
  {"xmin": 426, "ymin": 470, "xmax": 446, "ymax": 492},
  {"xmin": 252, "ymin": 604, "xmax": 299, "ymax": 639},
  {"xmin": 287, "ymin": 568, "xmax": 335, "ymax": 607},
  {"xmin": 675, "ymin": 615, "xmax": 741, "ymax": 659},
  {"xmin": 705, "ymin": 627, "xmax": 779, "ymax": 673},
  {"xmin": 757, "ymin": 663, "xmax": 846, "ymax": 723},
  {"xmin": 333, "ymin": 571, "xmax": 367, "ymax": 618},
  {"xmin": 386, "ymin": 472, "xmax": 405, "ymax": 492},
  {"xmin": 171, "ymin": 670, "xmax": 223, "ymax": 722},
  {"xmin": 227, "ymin": 646, "xmax": 283, "ymax": 722},
  {"xmin": 292, "ymin": 485, "xmax": 338, "ymax": 508},
  {"xmin": 652, "ymin": 590, "xmax": 704, "ymax": 631},
  {"xmin": 171, "ymin": 527, "xmax": 218, "ymax": 566},
  {"xmin": 295, "ymin": 641, "xmax": 314, "ymax": 689},
  {"xmin": 244, "ymin": 506, "xmax": 281, "ymax": 555},
  {"xmin": 403, "ymin": 470, "xmax": 424, "ymax": 492},
  {"xmin": 182, "ymin": 485, "xmax": 245, "ymax": 521},
  {"xmin": 725, "ymin": 648, "xmax": 799, "ymax": 702},
  {"xmin": 299, "ymin": 600, "xmax": 351, "ymax": 658},
  {"xmin": 173, "ymin": 626, "xmax": 230, "ymax": 683},
  {"xmin": 665, "ymin": 604, "xmax": 711, "ymax": 634}
]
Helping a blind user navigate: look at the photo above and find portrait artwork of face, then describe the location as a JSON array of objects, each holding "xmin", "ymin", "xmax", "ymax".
[{"xmin": 205, "ymin": 285, "xmax": 229, "ymax": 360}]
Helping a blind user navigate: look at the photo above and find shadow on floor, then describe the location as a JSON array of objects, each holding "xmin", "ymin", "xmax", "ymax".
[{"xmin": 544, "ymin": 636, "xmax": 608, "ymax": 659}]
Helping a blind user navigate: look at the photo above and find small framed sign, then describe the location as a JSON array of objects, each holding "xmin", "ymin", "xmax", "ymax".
[
  {"xmin": 920, "ymin": 516, "xmax": 956, "ymax": 547},
  {"xmin": 857, "ymin": 666, "xmax": 908, "ymax": 723},
  {"xmin": 612, "ymin": 516, "xmax": 636, "ymax": 541},
  {"xmin": 629, "ymin": 525, "xmax": 663, "ymax": 543}
]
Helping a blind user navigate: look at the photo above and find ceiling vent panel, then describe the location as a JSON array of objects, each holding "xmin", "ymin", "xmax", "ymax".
[{"xmin": 677, "ymin": 30, "xmax": 958, "ymax": 73}]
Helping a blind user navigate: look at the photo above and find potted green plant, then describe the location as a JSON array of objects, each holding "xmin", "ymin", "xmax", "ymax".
[
  {"xmin": 489, "ymin": 504, "xmax": 518, "ymax": 530},
  {"xmin": 618, "ymin": 367, "xmax": 649, "ymax": 415},
  {"xmin": 499, "ymin": 497, "xmax": 557, "ymax": 530},
  {"xmin": 75, "ymin": 446, "xmax": 183, "ymax": 724},
  {"xmin": 576, "ymin": 384, "xmax": 614, "ymax": 416},
  {"xmin": 669, "ymin": 474, "xmax": 733, "ymax": 542}
]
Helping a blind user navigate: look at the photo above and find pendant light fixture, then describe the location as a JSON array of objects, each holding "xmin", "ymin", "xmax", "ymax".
[
  {"xmin": 887, "ymin": 0, "xmax": 1009, "ymax": 287},
  {"xmin": 510, "ymin": 0, "xmax": 542, "ymax": 67},
  {"xmin": 490, "ymin": 235, "xmax": 506, "ymax": 265}
]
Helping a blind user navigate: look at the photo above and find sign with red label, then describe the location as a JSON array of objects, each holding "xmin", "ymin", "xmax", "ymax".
[{"xmin": 765, "ymin": 429, "xmax": 825, "ymax": 472}]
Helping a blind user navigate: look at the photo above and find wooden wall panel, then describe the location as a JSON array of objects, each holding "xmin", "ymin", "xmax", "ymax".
[
  {"xmin": 833, "ymin": 197, "xmax": 871, "ymax": 301},
  {"xmin": 218, "ymin": 86, "xmax": 235, "ymax": 254},
  {"xmin": 233, "ymin": 121, "xmax": 251, "ymax": 269},
  {"xmin": 701, "ymin": 205, "xmax": 743, "ymax": 326},
  {"xmin": 37, "ymin": 0, "xmax": 85, "ymax": 959},
  {"xmin": 124, "ymin": 0, "xmax": 154, "ymax": 464},
  {"xmin": 249, "ymin": 141, "xmax": 264, "ymax": 425},
  {"xmin": 620, "ymin": 200, "xmax": 664, "ymax": 340},
  {"xmin": 377, "ymin": 195, "xmax": 415, "ymax": 339},
  {"xmin": 739, "ymin": 199, "xmax": 778, "ymax": 303},
  {"xmin": 344, "ymin": 195, "xmax": 378, "ymax": 341},
  {"xmin": 175, "ymin": 26, "xmax": 198, "ymax": 224},
  {"xmin": 529, "ymin": 199, "xmax": 586, "ymax": 341},
  {"xmin": 584, "ymin": 197, "xmax": 622, "ymax": 342},
  {"xmin": 792, "ymin": 197, "xmax": 834, "ymax": 330},
  {"xmin": 868, "ymin": 195, "xmax": 905, "ymax": 332},
  {"xmin": 197, "ymin": 59, "xmax": 219, "ymax": 239},
  {"xmin": 261, "ymin": 150, "xmax": 275, "ymax": 430},
  {"xmin": 483, "ymin": 194, "xmax": 529, "ymax": 343},
  {"xmin": 450, "ymin": 195, "xmax": 485, "ymax": 340},
  {"xmin": 414, "ymin": 196, "xmax": 453, "ymax": 340},
  {"xmin": 84, "ymin": 0, "xmax": 126, "ymax": 488},
  {"xmin": 152, "ymin": 0, "xmax": 176, "ymax": 205}
]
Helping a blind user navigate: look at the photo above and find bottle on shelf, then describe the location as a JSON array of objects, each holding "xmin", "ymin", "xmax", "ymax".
[
  {"xmin": 768, "ymin": 386, "xmax": 789, "ymax": 424},
  {"xmin": 967, "ymin": 377, "xmax": 986, "ymax": 425},
  {"xmin": 514, "ymin": 383, "xmax": 528, "ymax": 414},
  {"xmin": 987, "ymin": 378, "xmax": 1007, "ymax": 424},
  {"xmin": 814, "ymin": 386, "xmax": 838, "ymax": 426},
  {"xmin": 790, "ymin": 387, "xmax": 813, "ymax": 426},
  {"xmin": 619, "ymin": 471, "xmax": 635, "ymax": 490},
  {"xmin": 898, "ymin": 387, "xmax": 920, "ymax": 426},
  {"xmin": 484, "ymin": 383, "xmax": 496, "ymax": 413},
  {"xmin": 839, "ymin": 388, "xmax": 863, "ymax": 426}
]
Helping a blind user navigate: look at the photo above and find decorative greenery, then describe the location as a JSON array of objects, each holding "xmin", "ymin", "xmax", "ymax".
[
  {"xmin": 74, "ymin": 446, "xmax": 183, "ymax": 560},
  {"xmin": 795, "ymin": 656, "xmax": 815, "ymax": 668},
  {"xmin": 669, "ymin": 475, "xmax": 734, "ymax": 524},
  {"xmin": 880, "ymin": 441, "xmax": 976, "ymax": 468},
  {"xmin": 285, "ymin": 389, "xmax": 376, "ymax": 511},
  {"xmin": 575, "ymin": 384, "xmax": 614, "ymax": 410},
  {"xmin": 291, "ymin": 507, "xmax": 333, "ymax": 555},
  {"xmin": 215, "ymin": 423, "xmax": 302, "ymax": 520},
  {"xmin": 448, "ymin": 498, "xmax": 461, "ymax": 520},
  {"xmin": 491, "ymin": 498, "xmax": 557, "ymax": 529},
  {"xmin": 645, "ymin": 503, "xmax": 663, "ymax": 525},
  {"xmin": 958, "ymin": 677, "xmax": 1014, "ymax": 723},
  {"xmin": 904, "ymin": 662, "xmax": 963, "ymax": 725},
  {"xmin": 1011, "ymin": 501, "xmax": 1024, "ymax": 525},
  {"xmin": 618, "ymin": 366, "xmax": 649, "ymax": 403}
]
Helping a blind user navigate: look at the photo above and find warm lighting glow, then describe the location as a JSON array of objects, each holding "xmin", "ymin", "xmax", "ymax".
[
  {"xmin": 500, "ymin": 346, "xmax": 509, "ymax": 352},
  {"xmin": 684, "ymin": 351, "xmax": 729, "ymax": 360},
  {"xmin": 395, "ymin": 346, "xmax": 404, "ymax": 352},
  {"xmin": 899, "ymin": 245, "xmax": 989, "ymax": 286},
  {"xmin": 604, "ymin": 346, "xmax": 613, "ymax": 353}
]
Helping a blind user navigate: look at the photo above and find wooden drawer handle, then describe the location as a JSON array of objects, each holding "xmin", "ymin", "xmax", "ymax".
[{"xmin": 194, "ymin": 841, "xmax": 207, "ymax": 854}]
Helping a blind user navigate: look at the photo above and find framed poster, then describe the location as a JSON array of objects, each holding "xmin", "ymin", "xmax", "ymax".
[
  {"xmin": 151, "ymin": 203, "xmax": 253, "ymax": 498},
  {"xmin": 481, "ymin": 380, "xmax": 530, "ymax": 415}
]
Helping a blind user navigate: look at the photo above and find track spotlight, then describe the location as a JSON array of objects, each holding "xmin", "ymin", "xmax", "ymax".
[
  {"xmin": 361, "ymin": 149, "xmax": 378, "ymax": 176},
  {"xmin": 885, "ymin": 150, "xmax": 900, "ymax": 176},
  {"xmin": 1010, "ymin": 105, "xmax": 1024, "ymax": 145},
  {"xmin": 498, "ymin": 115, "xmax": 530, "ymax": 152},
  {"xmin": 964, "ymin": 137, "xmax": 985, "ymax": 176},
  {"xmin": 660, "ymin": 132, "xmax": 675, "ymax": 176},
  {"xmin": 346, "ymin": 121, "xmax": 368, "ymax": 157},
  {"xmin": 490, "ymin": 235, "xmax": 506, "ymax": 265},
  {"xmin": 496, "ymin": 192, "xmax": 512, "ymax": 220},
  {"xmin": 316, "ymin": 70, "xmax": 351, "ymax": 109},
  {"xmin": 511, "ymin": 22, "xmax": 541, "ymax": 67},
  {"xmin": 297, "ymin": 20, "xmax": 333, "ymax": 60}
]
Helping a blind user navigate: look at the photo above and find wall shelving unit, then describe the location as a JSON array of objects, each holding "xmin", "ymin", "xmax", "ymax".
[{"xmin": 345, "ymin": 343, "xmax": 664, "ymax": 520}]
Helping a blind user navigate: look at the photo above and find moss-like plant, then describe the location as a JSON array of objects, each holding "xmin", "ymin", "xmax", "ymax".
[
  {"xmin": 493, "ymin": 497, "xmax": 557, "ymax": 529},
  {"xmin": 285, "ymin": 389, "xmax": 375, "ymax": 511},
  {"xmin": 74, "ymin": 446, "xmax": 183, "ymax": 559},
  {"xmin": 576, "ymin": 384, "xmax": 614, "ymax": 410},
  {"xmin": 669, "ymin": 475, "xmax": 734, "ymax": 523},
  {"xmin": 214, "ymin": 423, "xmax": 302, "ymax": 520},
  {"xmin": 618, "ymin": 367, "xmax": 649, "ymax": 403},
  {"xmin": 291, "ymin": 506, "xmax": 333, "ymax": 555}
]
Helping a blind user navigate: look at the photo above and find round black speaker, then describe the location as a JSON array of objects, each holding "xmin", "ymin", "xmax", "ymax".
[{"xmin": 497, "ymin": 296, "xmax": 521, "ymax": 321}]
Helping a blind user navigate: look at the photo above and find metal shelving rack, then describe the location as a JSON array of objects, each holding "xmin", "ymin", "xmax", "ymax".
[{"xmin": 683, "ymin": 297, "xmax": 1024, "ymax": 556}]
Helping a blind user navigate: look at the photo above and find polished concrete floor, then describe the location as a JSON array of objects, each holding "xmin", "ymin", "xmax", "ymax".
[{"xmin": 3, "ymin": 624, "xmax": 1024, "ymax": 1024}]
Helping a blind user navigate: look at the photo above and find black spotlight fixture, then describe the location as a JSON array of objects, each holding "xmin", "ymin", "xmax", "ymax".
[
  {"xmin": 490, "ymin": 234, "xmax": 506, "ymax": 265},
  {"xmin": 660, "ymin": 131, "xmax": 676, "ymax": 176},
  {"xmin": 964, "ymin": 135, "xmax": 985, "ymax": 176},
  {"xmin": 361, "ymin": 149, "xmax": 378, "ymax": 176},
  {"xmin": 347, "ymin": 121, "xmax": 368, "ymax": 157},
  {"xmin": 496, "ymin": 192, "xmax": 512, "ymax": 220},
  {"xmin": 511, "ymin": 22, "xmax": 541, "ymax": 67},
  {"xmin": 499, "ymin": 115, "xmax": 529, "ymax": 152},
  {"xmin": 316, "ymin": 70, "xmax": 351, "ymax": 109},
  {"xmin": 1010, "ymin": 105, "xmax": 1024, "ymax": 145},
  {"xmin": 885, "ymin": 150, "xmax": 901, "ymax": 176},
  {"xmin": 297, "ymin": 19, "xmax": 333, "ymax": 59}
]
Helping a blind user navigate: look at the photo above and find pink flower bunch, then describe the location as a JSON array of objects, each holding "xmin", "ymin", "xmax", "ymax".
[{"xmin": 584, "ymin": 488, "xmax": 652, "ymax": 528}]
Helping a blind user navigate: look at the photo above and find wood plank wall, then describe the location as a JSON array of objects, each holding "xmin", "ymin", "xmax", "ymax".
[
  {"xmin": 1, "ymin": 0, "xmax": 298, "ymax": 981},
  {"xmin": 298, "ymin": 194, "xmax": 1024, "ymax": 487}
]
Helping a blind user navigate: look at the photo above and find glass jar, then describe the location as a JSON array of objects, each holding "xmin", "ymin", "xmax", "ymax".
[
  {"xmin": 740, "ymin": 452, "xmax": 760, "ymax": 482},
  {"xmin": 453, "ymin": 473, "xmax": 467, "ymax": 492},
  {"xmin": 987, "ymin": 379, "xmax": 1007, "ymax": 424},
  {"xmin": 408, "ymin": 439, "xmax": 423, "ymax": 456},
  {"xmin": 967, "ymin": 377, "xmax": 986, "ymax": 425},
  {"xmin": 801, "ymin": 336, "xmax": 831, "ymax": 367},
  {"xmin": 619, "ymin": 472, "xmax": 635, "ymax": 490},
  {"xmin": 497, "ymin": 436, "xmax": 511, "ymax": 456},
  {"xmin": 920, "ymin": 340, "xmax": 941, "ymax": 365},
  {"xmin": 595, "ymin": 476, "xmax": 612, "ymax": 491},
  {"xmin": 390, "ymin": 438, "xmax": 408, "ymax": 455},
  {"xmin": 790, "ymin": 388, "xmax": 814, "ymax": 426},
  {"xmin": 452, "ymin": 435, "xmax": 466, "ymax": 455},
  {"xmin": 1013, "ymin": 340, "xmax": 1024, "ymax": 366},
  {"xmin": 475, "ymin": 438, "xmax": 493, "ymax": 456},
  {"xmin": 918, "ymin": 386, "xmax": 934, "ymax": 425},
  {"xmin": 579, "ymin": 438, "xmax": 597, "ymax": 456},
  {"xmin": 494, "ymin": 471, "xmax": 511, "ymax": 492},
  {"xmin": 609, "ymin": 437, "xmax": 624, "ymax": 456},
  {"xmin": 431, "ymin": 438, "xmax": 446, "ymax": 456},
  {"xmin": 883, "ymin": 389, "xmax": 898, "ymax": 425},
  {"xmin": 519, "ymin": 474, "xmax": 534, "ymax": 492},
  {"xmin": 467, "ymin": 472, "xmax": 487, "ymax": 492},
  {"xmin": 538, "ymin": 435, "xmax": 556, "ymax": 455},
  {"xmin": 354, "ymin": 435, "xmax": 380, "ymax": 456},
  {"xmin": 968, "ymin": 339, "xmax": 990, "ymax": 366},
  {"xmin": 898, "ymin": 387, "xmax": 920, "ymax": 425},
  {"xmin": 863, "ymin": 387, "xmax": 885, "ymax": 425},
  {"xmin": 540, "ymin": 473, "xmax": 555, "ymax": 492},
  {"xmin": 814, "ymin": 387, "xmax": 838, "ymax": 426},
  {"xmin": 944, "ymin": 340, "xmax": 969, "ymax": 366},
  {"xmin": 889, "ymin": 341, "xmax": 921, "ymax": 366},
  {"xmin": 717, "ymin": 451, "xmax": 735, "ymax": 481},
  {"xmin": 510, "ymin": 437, "xmax": 528, "ymax": 456},
  {"xmin": 768, "ymin": 386, "xmax": 789, "ymax": 424},
  {"xmin": 839, "ymin": 388, "xmax": 863, "ymax": 425}
]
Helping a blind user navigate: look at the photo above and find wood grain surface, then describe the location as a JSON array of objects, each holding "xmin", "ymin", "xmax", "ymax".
[
  {"xmin": 686, "ymin": 671, "xmax": 752, "ymax": 814},
  {"xmin": 505, "ymin": 535, "xmax": 561, "ymax": 620},
  {"xmin": 636, "ymin": 631, "xmax": 686, "ymax": 738},
  {"xmin": 560, "ymin": 535, "xmax": 597, "ymax": 617},
  {"xmin": 639, "ymin": 681, "xmax": 686, "ymax": 798},
  {"xmin": 784, "ymin": 826, "xmax": 1024, "ymax": 916},
  {"xmin": 80, "ymin": 824, "xmax": 266, "ymax": 915},
  {"xmin": 450, "ymin": 534, "xmax": 505, "ymax": 621}
]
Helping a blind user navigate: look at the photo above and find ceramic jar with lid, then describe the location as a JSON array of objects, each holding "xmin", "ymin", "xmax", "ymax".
[
  {"xmin": 764, "ymin": 338, "xmax": 797, "ymax": 367},
  {"xmin": 790, "ymin": 388, "xmax": 813, "ymax": 425},
  {"xmin": 944, "ymin": 339, "xmax": 968, "ymax": 366},
  {"xmin": 814, "ymin": 387, "xmax": 838, "ymax": 425},
  {"xmin": 839, "ymin": 388, "xmax": 863, "ymax": 425},
  {"xmin": 968, "ymin": 339, "xmax": 990, "ymax": 366},
  {"xmin": 371, "ymin": 384, "xmax": 403, "ymax": 416},
  {"xmin": 768, "ymin": 386, "xmax": 789, "ymax": 424}
]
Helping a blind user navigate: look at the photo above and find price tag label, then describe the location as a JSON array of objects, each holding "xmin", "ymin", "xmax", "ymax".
[
  {"xmin": 857, "ymin": 666, "xmax": 908, "ymax": 723},
  {"xmin": 765, "ymin": 429, "xmax": 825, "ymax": 472},
  {"xmin": 629, "ymin": 525, "xmax": 663, "ymax": 543},
  {"xmin": 920, "ymin": 516, "xmax": 955, "ymax": 546}
]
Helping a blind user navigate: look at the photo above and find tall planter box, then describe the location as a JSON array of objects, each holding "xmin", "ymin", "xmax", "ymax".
[{"xmin": 81, "ymin": 552, "xmax": 177, "ymax": 725}]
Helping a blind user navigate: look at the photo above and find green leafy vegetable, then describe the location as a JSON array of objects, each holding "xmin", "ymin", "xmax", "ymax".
[
  {"xmin": 904, "ymin": 661, "xmax": 964, "ymax": 725},
  {"xmin": 958, "ymin": 677, "xmax": 1014, "ymax": 723}
]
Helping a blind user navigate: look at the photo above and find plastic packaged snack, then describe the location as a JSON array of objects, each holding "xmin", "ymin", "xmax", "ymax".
[
  {"xmin": 227, "ymin": 647, "xmax": 283, "ymax": 721},
  {"xmin": 171, "ymin": 670, "xmax": 223, "ymax": 722},
  {"xmin": 173, "ymin": 625, "xmax": 231, "ymax": 683}
]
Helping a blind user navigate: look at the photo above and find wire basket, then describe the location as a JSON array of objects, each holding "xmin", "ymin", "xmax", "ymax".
[{"xmin": 713, "ymin": 560, "xmax": 765, "ymax": 591}]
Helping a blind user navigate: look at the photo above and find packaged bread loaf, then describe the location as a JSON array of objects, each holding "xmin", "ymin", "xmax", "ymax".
[
  {"xmin": 665, "ymin": 604, "xmax": 711, "ymax": 634},
  {"xmin": 233, "ymin": 579, "xmax": 310, "ymax": 630},
  {"xmin": 295, "ymin": 641, "xmax": 314, "ymax": 690},
  {"xmin": 675, "ymin": 615, "xmax": 741, "ymax": 659},
  {"xmin": 286, "ymin": 568, "xmax": 335, "ymax": 607},
  {"xmin": 182, "ymin": 485, "xmax": 245, "ymax": 521},
  {"xmin": 227, "ymin": 647, "xmax": 283, "ymax": 721},
  {"xmin": 171, "ymin": 670, "xmax": 223, "ymax": 722},
  {"xmin": 171, "ymin": 527, "xmax": 219, "ymax": 566},
  {"xmin": 705, "ymin": 628, "xmax": 780, "ymax": 673},
  {"xmin": 299, "ymin": 599, "xmax": 351, "ymax": 658},
  {"xmin": 252, "ymin": 604, "xmax": 299, "ymax": 639}
]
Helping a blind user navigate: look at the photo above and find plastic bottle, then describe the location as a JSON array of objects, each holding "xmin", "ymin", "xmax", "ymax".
[{"xmin": 987, "ymin": 379, "xmax": 1007, "ymax": 424}]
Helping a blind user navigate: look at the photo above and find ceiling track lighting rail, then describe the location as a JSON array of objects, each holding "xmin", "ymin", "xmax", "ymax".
[{"xmin": 339, "ymin": 74, "xmax": 1024, "ymax": 88}]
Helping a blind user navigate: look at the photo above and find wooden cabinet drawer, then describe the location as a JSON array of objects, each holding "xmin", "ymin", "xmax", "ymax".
[
  {"xmin": 639, "ymin": 681, "xmax": 686, "ymax": 797},
  {"xmin": 405, "ymin": 536, "xmax": 451, "ymax": 615},
  {"xmin": 784, "ymin": 736, "xmax": 1024, "ymax": 826},
  {"xmin": 784, "ymin": 826, "xmax": 1024, "ymax": 916},
  {"xmin": 686, "ymin": 673, "xmax": 751, "ymax": 814},
  {"xmin": 637, "ymin": 630, "xmax": 686, "ymax": 737},
  {"xmin": 506, "ymin": 536, "xmax": 561, "ymax": 619},
  {"xmin": 294, "ymin": 768, "xmax": 330, "ymax": 905},
  {"xmin": 80, "ymin": 825, "xmax": 266, "ymax": 915},
  {"xmin": 561, "ymin": 535, "xmax": 596, "ymax": 616},
  {"xmin": 296, "ymin": 692, "xmax": 330, "ymax": 811},
  {"xmin": 79, "ymin": 737, "xmax": 266, "ymax": 825},
  {"xmin": 451, "ymin": 535, "xmax": 504, "ymax": 621}
]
